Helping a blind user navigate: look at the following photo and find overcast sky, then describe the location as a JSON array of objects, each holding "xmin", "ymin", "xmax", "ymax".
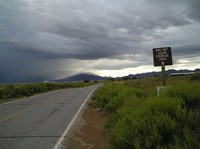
[{"xmin": 0, "ymin": 0, "xmax": 200, "ymax": 82}]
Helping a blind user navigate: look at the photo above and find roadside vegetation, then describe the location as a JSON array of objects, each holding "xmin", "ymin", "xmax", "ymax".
[
  {"xmin": 0, "ymin": 82, "xmax": 94, "ymax": 103},
  {"xmin": 92, "ymin": 74, "xmax": 200, "ymax": 149}
]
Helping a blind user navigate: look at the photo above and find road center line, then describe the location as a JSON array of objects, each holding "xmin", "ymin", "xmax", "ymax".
[
  {"xmin": 0, "ymin": 89, "xmax": 80, "ymax": 123},
  {"xmin": 0, "ymin": 100, "xmax": 47, "ymax": 123}
]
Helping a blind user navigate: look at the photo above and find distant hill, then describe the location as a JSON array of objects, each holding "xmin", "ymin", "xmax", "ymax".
[
  {"xmin": 194, "ymin": 68, "xmax": 200, "ymax": 72},
  {"xmin": 55, "ymin": 73, "xmax": 108, "ymax": 82},
  {"xmin": 1, "ymin": 68, "xmax": 199, "ymax": 83},
  {"xmin": 126, "ymin": 68, "xmax": 200, "ymax": 79},
  {"xmin": 0, "ymin": 73, "xmax": 109, "ymax": 83}
]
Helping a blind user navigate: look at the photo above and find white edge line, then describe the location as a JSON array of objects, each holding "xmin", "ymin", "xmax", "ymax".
[{"xmin": 53, "ymin": 87, "xmax": 97, "ymax": 149}]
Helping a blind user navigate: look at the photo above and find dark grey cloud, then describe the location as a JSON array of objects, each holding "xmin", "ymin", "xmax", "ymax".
[
  {"xmin": 149, "ymin": 0, "xmax": 200, "ymax": 22},
  {"xmin": 173, "ymin": 44, "xmax": 200, "ymax": 59},
  {"xmin": 0, "ymin": 0, "xmax": 200, "ymax": 81}
]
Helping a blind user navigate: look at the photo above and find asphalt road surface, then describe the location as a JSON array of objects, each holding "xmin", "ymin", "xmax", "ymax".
[{"xmin": 0, "ymin": 84, "xmax": 100, "ymax": 149}]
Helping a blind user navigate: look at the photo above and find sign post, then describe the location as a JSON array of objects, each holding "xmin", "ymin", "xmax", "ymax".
[
  {"xmin": 153, "ymin": 47, "xmax": 173, "ymax": 86},
  {"xmin": 161, "ymin": 62, "xmax": 166, "ymax": 86}
]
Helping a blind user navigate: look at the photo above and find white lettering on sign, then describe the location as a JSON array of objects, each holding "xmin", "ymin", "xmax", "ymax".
[{"xmin": 155, "ymin": 49, "xmax": 169, "ymax": 61}]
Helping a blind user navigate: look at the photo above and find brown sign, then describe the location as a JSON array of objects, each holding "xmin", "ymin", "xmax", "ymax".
[{"xmin": 153, "ymin": 47, "xmax": 173, "ymax": 66}]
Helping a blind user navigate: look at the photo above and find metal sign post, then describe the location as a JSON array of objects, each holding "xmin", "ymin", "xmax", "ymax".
[{"xmin": 153, "ymin": 47, "xmax": 173, "ymax": 86}]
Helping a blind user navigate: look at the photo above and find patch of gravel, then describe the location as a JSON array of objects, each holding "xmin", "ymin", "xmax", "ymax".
[{"xmin": 63, "ymin": 102, "xmax": 108, "ymax": 149}]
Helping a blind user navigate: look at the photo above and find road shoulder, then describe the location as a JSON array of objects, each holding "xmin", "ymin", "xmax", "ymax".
[{"xmin": 64, "ymin": 102, "xmax": 109, "ymax": 149}]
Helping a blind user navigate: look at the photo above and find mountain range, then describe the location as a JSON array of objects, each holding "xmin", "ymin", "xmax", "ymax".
[
  {"xmin": 55, "ymin": 68, "xmax": 200, "ymax": 82},
  {"xmin": 55, "ymin": 73, "xmax": 109, "ymax": 82},
  {"xmin": 127, "ymin": 68, "xmax": 200, "ymax": 79},
  {"xmin": 0, "ymin": 69, "xmax": 199, "ymax": 83}
]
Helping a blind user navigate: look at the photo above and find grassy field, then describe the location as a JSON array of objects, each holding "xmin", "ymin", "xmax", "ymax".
[
  {"xmin": 91, "ymin": 74, "xmax": 200, "ymax": 149},
  {"xmin": 0, "ymin": 82, "xmax": 94, "ymax": 104}
]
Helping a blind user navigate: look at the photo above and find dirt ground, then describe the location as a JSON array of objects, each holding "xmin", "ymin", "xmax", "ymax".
[{"xmin": 64, "ymin": 102, "xmax": 109, "ymax": 149}]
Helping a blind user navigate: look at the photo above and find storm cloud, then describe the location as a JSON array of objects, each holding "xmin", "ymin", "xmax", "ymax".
[{"xmin": 0, "ymin": 0, "xmax": 200, "ymax": 82}]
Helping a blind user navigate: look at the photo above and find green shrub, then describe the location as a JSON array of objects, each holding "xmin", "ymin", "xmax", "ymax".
[
  {"xmin": 15, "ymin": 86, "xmax": 31, "ymax": 97},
  {"xmin": 190, "ymin": 73, "xmax": 200, "ymax": 81},
  {"xmin": 108, "ymin": 97, "xmax": 200, "ymax": 149},
  {"xmin": 92, "ymin": 82, "xmax": 120, "ymax": 110},
  {"xmin": 163, "ymin": 81, "xmax": 200, "ymax": 109},
  {"xmin": 0, "ymin": 82, "xmax": 93, "ymax": 102},
  {"xmin": 92, "ymin": 79, "xmax": 200, "ymax": 149},
  {"xmin": 92, "ymin": 82, "xmax": 147, "ymax": 113}
]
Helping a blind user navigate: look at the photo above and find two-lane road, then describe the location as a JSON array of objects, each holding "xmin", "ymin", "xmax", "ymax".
[{"xmin": 0, "ymin": 84, "xmax": 100, "ymax": 149}]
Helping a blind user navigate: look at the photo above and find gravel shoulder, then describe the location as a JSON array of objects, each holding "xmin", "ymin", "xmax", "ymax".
[{"xmin": 64, "ymin": 102, "xmax": 109, "ymax": 149}]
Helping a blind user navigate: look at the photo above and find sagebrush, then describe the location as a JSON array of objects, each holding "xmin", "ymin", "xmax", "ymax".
[{"xmin": 92, "ymin": 76, "xmax": 200, "ymax": 149}]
